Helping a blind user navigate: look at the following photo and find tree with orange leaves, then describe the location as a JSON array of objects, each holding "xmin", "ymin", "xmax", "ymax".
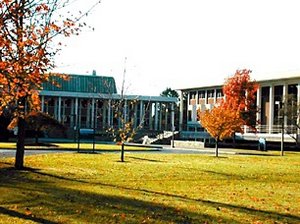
[
  {"xmin": 223, "ymin": 69, "xmax": 259, "ymax": 130},
  {"xmin": 199, "ymin": 103, "xmax": 244, "ymax": 156},
  {"xmin": 0, "ymin": 0, "xmax": 100, "ymax": 169},
  {"xmin": 198, "ymin": 69, "xmax": 259, "ymax": 156}
]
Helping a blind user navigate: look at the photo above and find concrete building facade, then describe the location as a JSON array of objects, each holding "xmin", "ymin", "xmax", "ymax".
[
  {"xmin": 40, "ymin": 74, "xmax": 177, "ymax": 137},
  {"xmin": 178, "ymin": 73, "xmax": 300, "ymax": 142}
]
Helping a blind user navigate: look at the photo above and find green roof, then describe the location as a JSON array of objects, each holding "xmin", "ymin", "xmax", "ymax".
[{"xmin": 42, "ymin": 74, "xmax": 117, "ymax": 94}]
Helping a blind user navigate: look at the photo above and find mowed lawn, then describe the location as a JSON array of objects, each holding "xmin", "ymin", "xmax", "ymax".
[{"xmin": 0, "ymin": 152, "xmax": 300, "ymax": 223}]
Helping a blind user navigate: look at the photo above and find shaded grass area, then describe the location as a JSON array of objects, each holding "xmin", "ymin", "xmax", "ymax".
[
  {"xmin": 0, "ymin": 153, "xmax": 300, "ymax": 223},
  {"xmin": 0, "ymin": 142, "xmax": 152, "ymax": 151}
]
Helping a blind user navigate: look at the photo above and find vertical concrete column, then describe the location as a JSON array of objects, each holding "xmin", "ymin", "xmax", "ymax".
[
  {"xmin": 91, "ymin": 98, "xmax": 95, "ymax": 128},
  {"xmin": 297, "ymin": 83, "xmax": 300, "ymax": 134},
  {"xmin": 70, "ymin": 98, "xmax": 75, "ymax": 128},
  {"xmin": 75, "ymin": 97, "xmax": 79, "ymax": 129},
  {"xmin": 256, "ymin": 87, "xmax": 261, "ymax": 132},
  {"xmin": 165, "ymin": 104, "xmax": 169, "ymax": 130},
  {"xmin": 149, "ymin": 102, "xmax": 153, "ymax": 130},
  {"xmin": 102, "ymin": 101, "xmax": 106, "ymax": 129},
  {"xmin": 57, "ymin": 97, "xmax": 61, "ymax": 122},
  {"xmin": 41, "ymin": 96, "xmax": 45, "ymax": 113},
  {"xmin": 107, "ymin": 99, "xmax": 111, "ymax": 127},
  {"xmin": 154, "ymin": 102, "xmax": 159, "ymax": 130},
  {"xmin": 179, "ymin": 91, "xmax": 184, "ymax": 131},
  {"xmin": 159, "ymin": 103, "xmax": 163, "ymax": 131},
  {"xmin": 85, "ymin": 100, "xmax": 90, "ymax": 128},
  {"xmin": 205, "ymin": 90, "xmax": 208, "ymax": 104},
  {"xmin": 134, "ymin": 102, "xmax": 138, "ymax": 128},
  {"xmin": 171, "ymin": 103, "xmax": 175, "ymax": 132},
  {"xmin": 214, "ymin": 88, "xmax": 217, "ymax": 104},
  {"xmin": 139, "ymin": 100, "xmax": 144, "ymax": 127},
  {"xmin": 269, "ymin": 85, "xmax": 274, "ymax": 134},
  {"xmin": 61, "ymin": 98, "xmax": 65, "ymax": 124},
  {"xmin": 283, "ymin": 84, "xmax": 288, "ymax": 127}
]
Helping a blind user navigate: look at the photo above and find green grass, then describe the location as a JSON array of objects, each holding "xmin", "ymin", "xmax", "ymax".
[{"xmin": 0, "ymin": 152, "xmax": 300, "ymax": 223}]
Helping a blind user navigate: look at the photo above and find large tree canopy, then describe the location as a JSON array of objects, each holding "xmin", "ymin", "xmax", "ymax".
[
  {"xmin": 198, "ymin": 69, "xmax": 259, "ymax": 156},
  {"xmin": 0, "ymin": 0, "xmax": 99, "ymax": 169}
]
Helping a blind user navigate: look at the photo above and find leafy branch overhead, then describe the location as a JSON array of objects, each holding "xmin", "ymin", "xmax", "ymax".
[{"xmin": 0, "ymin": 0, "xmax": 100, "ymax": 169}]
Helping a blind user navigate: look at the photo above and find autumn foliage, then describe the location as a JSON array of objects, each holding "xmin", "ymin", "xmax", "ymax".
[
  {"xmin": 0, "ymin": 0, "xmax": 97, "ymax": 169},
  {"xmin": 199, "ymin": 104, "xmax": 244, "ymax": 142},
  {"xmin": 222, "ymin": 69, "xmax": 259, "ymax": 129},
  {"xmin": 0, "ymin": 1, "xmax": 77, "ymax": 119},
  {"xmin": 198, "ymin": 69, "xmax": 259, "ymax": 155}
]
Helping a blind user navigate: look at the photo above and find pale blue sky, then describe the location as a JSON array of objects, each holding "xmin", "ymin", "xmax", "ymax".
[{"xmin": 55, "ymin": 0, "xmax": 300, "ymax": 95}]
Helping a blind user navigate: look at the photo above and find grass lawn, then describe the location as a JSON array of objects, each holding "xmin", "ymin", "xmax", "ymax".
[{"xmin": 0, "ymin": 152, "xmax": 300, "ymax": 223}]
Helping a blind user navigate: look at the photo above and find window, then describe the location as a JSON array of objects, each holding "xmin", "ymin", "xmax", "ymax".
[
  {"xmin": 207, "ymin": 90, "xmax": 214, "ymax": 98},
  {"xmin": 216, "ymin": 89, "xmax": 223, "ymax": 97},
  {"xmin": 198, "ymin": 90, "xmax": 205, "ymax": 99}
]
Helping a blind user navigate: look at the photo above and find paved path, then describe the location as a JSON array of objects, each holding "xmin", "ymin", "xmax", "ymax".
[
  {"xmin": 0, "ymin": 149, "xmax": 71, "ymax": 158},
  {"xmin": 0, "ymin": 147, "xmax": 277, "ymax": 159}
]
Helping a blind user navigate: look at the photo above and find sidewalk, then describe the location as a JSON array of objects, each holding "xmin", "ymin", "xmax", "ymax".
[{"xmin": 162, "ymin": 145, "xmax": 289, "ymax": 156}]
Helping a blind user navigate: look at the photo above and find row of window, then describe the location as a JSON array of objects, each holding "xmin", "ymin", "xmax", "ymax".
[{"xmin": 189, "ymin": 89, "xmax": 223, "ymax": 100}]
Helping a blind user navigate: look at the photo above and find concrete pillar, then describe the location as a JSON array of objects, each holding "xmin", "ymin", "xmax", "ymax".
[
  {"xmin": 101, "ymin": 101, "xmax": 106, "ymax": 129},
  {"xmin": 91, "ymin": 98, "xmax": 95, "ymax": 128},
  {"xmin": 214, "ymin": 88, "xmax": 217, "ymax": 104},
  {"xmin": 134, "ymin": 102, "xmax": 138, "ymax": 128},
  {"xmin": 159, "ymin": 103, "xmax": 163, "ymax": 130},
  {"xmin": 179, "ymin": 91, "xmax": 184, "ymax": 131},
  {"xmin": 256, "ymin": 87, "xmax": 261, "ymax": 132},
  {"xmin": 165, "ymin": 105, "xmax": 169, "ymax": 130},
  {"xmin": 154, "ymin": 102, "xmax": 159, "ymax": 130},
  {"xmin": 149, "ymin": 102, "xmax": 153, "ymax": 130},
  {"xmin": 75, "ymin": 98, "xmax": 79, "ymax": 129},
  {"xmin": 269, "ymin": 85, "xmax": 274, "ymax": 134},
  {"xmin": 139, "ymin": 100, "xmax": 144, "ymax": 127},
  {"xmin": 107, "ymin": 99, "xmax": 111, "ymax": 127},
  {"xmin": 70, "ymin": 98, "xmax": 75, "ymax": 128},
  {"xmin": 57, "ymin": 96, "xmax": 62, "ymax": 122},
  {"xmin": 283, "ymin": 84, "xmax": 288, "ymax": 127},
  {"xmin": 297, "ymin": 83, "xmax": 300, "ymax": 134},
  {"xmin": 171, "ymin": 103, "xmax": 175, "ymax": 132}
]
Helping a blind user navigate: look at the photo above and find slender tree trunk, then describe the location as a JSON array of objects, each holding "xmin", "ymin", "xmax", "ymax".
[
  {"xmin": 215, "ymin": 138, "xmax": 219, "ymax": 157},
  {"xmin": 121, "ymin": 142, "xmax": 125, "ymax": 162},
  {"xmin": 15, "ymin": 117, "xmax": 26, "ymax": 169},
  {"xmin": 15, "ymin": 0, "xmax": 26, "ymax": 170},
  {"xmin": 232, "ymin": 132, "xmax": 236, "ymax": 148}
]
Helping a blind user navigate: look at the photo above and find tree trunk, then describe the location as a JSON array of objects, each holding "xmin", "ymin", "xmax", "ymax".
[
  {"xmin": 215, "ymin": 138, "xmax": 219, "ymax": 157},
  {"xmin": 15, "ymin": 117, "xmax": 26, "ymax": 169},
  {"xmin": 121, "ymin": 143, "xmax": 125, "ymax": 162},
  {"xmin": 232, "ymin": 132, "xmax": 236, "ymax": 148}
]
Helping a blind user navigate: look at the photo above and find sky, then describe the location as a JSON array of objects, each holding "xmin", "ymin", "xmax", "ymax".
[{"xmin": 55, "ymin": 0, "xmax": 300, "ymax": 96}]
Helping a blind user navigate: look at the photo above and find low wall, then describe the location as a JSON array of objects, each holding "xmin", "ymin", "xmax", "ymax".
[{"xmin": 172, "ymin": 140, "xmax": 205, "ymax": 149}]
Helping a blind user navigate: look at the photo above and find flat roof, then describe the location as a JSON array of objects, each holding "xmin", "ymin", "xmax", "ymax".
[{"xmin": 178, "ymin": 71, "xmax": 300, "ymax": 91}]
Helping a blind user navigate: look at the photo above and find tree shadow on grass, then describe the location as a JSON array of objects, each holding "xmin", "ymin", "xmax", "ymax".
[
  {"xmin": 0, "ymin": 206, "xmax": 59, "ymax": 224},
  {"xmin": 0, "ymin": 167, "xmax": 235, "ymax": 224},
  {"xmin": 90, "ymin": 181, "xmax": 300, "ymax": 224},
  {"xmin": 0, "ymin": 164, "xmax": 299, "ymax": 224},
  {"xmin": 126, "ymin": 156, "xmax": 166, "ymax": 163}
]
